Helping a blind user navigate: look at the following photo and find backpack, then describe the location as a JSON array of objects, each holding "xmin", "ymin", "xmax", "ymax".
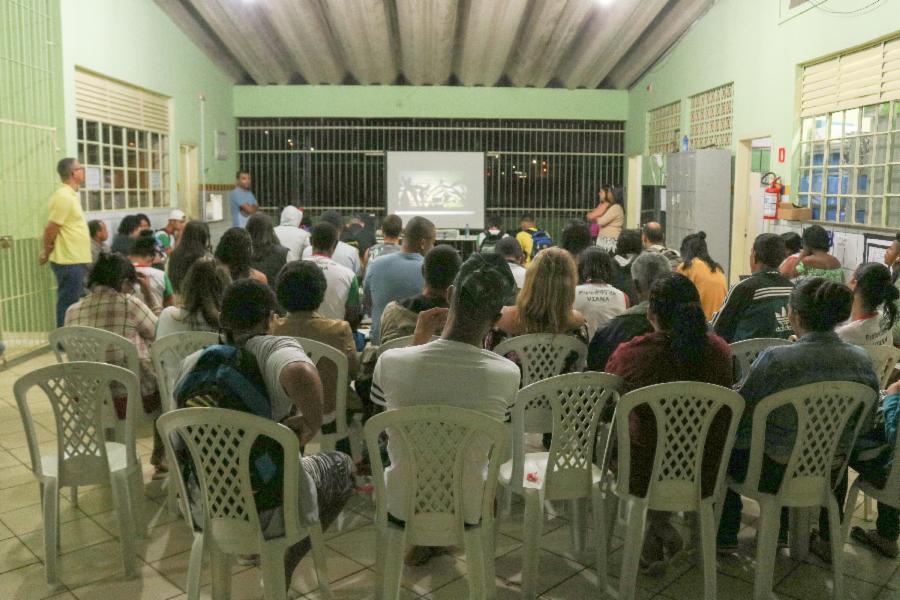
[
  {"xmin": 529, "ymin": 228, "xmax": 553, "ymax": 259},
  {"xmin": 479, "ymin": 229, "xmax": 504, "ymax": 253},
  {"xmin": 173, "ymin": 344, "xmax": 285, "ymax": 512}
]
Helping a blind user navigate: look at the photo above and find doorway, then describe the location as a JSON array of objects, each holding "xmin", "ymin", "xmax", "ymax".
[
  {"xmin": 625, "ymin": 154, "xmax": 643, "ymax": 228},
  {"xmin": 179, "ymin": 144, "xmax": 199, "ymax": 218},
  {"xmin": 730, "ymin": 136, "xmax": 772, "ymax": 283}
]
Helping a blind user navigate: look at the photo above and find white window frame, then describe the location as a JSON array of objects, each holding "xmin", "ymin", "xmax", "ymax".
[
  {"xmin": 688, "ymin": 83, "xmax": 734, "ymax": 150},
  {"xmin": 646, "ymin": 101, "xmax": 681, "ymax": 155}
]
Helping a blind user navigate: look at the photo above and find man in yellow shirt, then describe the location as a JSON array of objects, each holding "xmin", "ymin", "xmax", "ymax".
[{"xmin": 39, "ymin": 158, "xmax": 91, "ymax": 326}]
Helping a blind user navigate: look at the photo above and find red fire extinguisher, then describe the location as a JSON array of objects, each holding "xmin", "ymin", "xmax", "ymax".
[{"xmin": 762, "ymin": 172, "xmax": 784, "ymax": 220}]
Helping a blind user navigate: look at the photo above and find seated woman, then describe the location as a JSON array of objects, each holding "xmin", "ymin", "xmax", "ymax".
[
  {"xmin": 167, "ymin": 220, "xmax": 212, "ymax": 295},
  {"xmin": 247, "ymin": 213, "xmax": 289, "ymax": 289},
  {"xmin": 676, "ymin": 231, "xmax": 727, "ymax": 321},
  {"xmin": 605, "ymin": 272, "xmax": 733, "ymax": 576},
  {"xmin": 789, "ymin": 224, "xmax": 843, "ymax": 282},
  {"xmin": 157, "ymin": 257, "xmax": 231, "ymax": 338},
  {"xmin": 778, "ymin": 231, "xmax": 803, "ymax": 278},
  {"xmin": 485, "ymin": 247, "xmax": 588, "ymax": 366},
  {"xmin": 836, "ymin": 262, "xmax": 899, "ymax": 347},
  {"xmin": 574, "ymin": 247, "xmax": 627, "ymax": 341},
  {"xmin": 215, "ymin": 227, "xmax": 268, "ymax": 285},
  {"xmin": 718, "ymin": 278, "xmax": 879, "ymax": 553},
  {"xmin": 64, "ymin": 253, "xmax": 165, "ymax": 474},
  {"xmin": 611, "ymin": 229, "xmax": 642, "ymax": 306}
]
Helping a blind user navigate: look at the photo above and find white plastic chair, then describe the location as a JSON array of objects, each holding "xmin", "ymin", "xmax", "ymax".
[
  {"xmin": 14, "ymin": 362, "xmax": 145, "ymax": 584},
  {"xmin": 493, "ymin": 333, "xmax": 588, "ymax": 388},
  {"xmin": 364, "ymin": 405, "xmax": 508, "ymax": 600},
  {"xmin": 158, "ymin": 407, "xmax": 333, "ymax": 600},
  {"xmin": 730, "ymin": 338, "xmax": 792, "ymax": 384},
  {"xmin": 718, "ymin": 381, "xmax": 876, "ymax": 600},
  {"xmin": 498, "ymin": 372, "xmax": 622, "ymax": 599},
  {"xmin": 860, "ymin": 344, "xmax": 900, "ymax": 389},
  {"xmin": 376, "ymin": 334, "xmax": 440, "ymax": 357},
  {"xmin": 293, "ymin": 337, "xmax": 362, "ymax": 462},
  {"xmin": 597, "ymin": 382, "xmax": 744, "ymax": 600}
]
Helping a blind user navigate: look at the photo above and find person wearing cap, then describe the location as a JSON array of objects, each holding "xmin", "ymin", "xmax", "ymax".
[
  {"xmin": 155, "ymin": 209, "xmax": 186, "ymax": 256},
  {"xmin": 371, "ymin": 253, "xmax": 520, "ymax": 566},
  {"xmin": 274, "ymin": 205, "xmax": 310, "ymax": 262}
]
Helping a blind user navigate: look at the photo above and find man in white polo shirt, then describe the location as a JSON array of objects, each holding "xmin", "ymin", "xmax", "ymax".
[
  {"xmin": 371, "ymin": 253, "xmax": 520, "ymax": 566},
  {"xmin": 303, "ymin": 222, "xmax": 360, "ymax": 328}
]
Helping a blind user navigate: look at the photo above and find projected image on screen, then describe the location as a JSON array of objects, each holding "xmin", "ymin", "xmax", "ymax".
[{"xmin": 387, "ymin": 152, "xmax": 485, "ymax": 229}]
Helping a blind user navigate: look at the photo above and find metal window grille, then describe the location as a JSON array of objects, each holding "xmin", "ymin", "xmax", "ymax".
[
  {"xmin": 237, "ymin": 117, "xmax": 625, "ymax": 238},
  {"xmin": 689, "ymin": 83, "xmax": 733, "ymax": 150},
  {"xmin": 646, "ymin": 101, "xmax": 681, "ymax": 155}
]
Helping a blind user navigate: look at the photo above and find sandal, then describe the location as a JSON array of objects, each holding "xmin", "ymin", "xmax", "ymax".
[{"xmin": 850, "ymin": 526, "xmax": 900, "ymax": 559}]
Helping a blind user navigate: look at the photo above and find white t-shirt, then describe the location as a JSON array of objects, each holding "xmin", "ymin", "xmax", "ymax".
[
  {"xmin": 508, "ymin": 262, "xmax": 527, "ymax": 289},
  {"xmin": 156, "ymin": 306, "xmax": 215, "ymax": 339},
  {"xmin": 371, "ymin": 339, "xmax": 519, "ymax": 523},
  {"xmin": 302, "ymin": 241, "xmax": 361, "ymax": 276},
  {"xmin": 274, "ymin": 226, "xmax": 310, "ymax": 262},
  {"xmin": 836, "ymin": 314, "xmax": 892, "ymax": 347},
  {"xmin": 133, "ymin": 265, "xmax": 171, "ymax": 313},
  {"xmin": 304, "ymin": 255, "xmax": 356, "ymax": 321},
  {"xmin": 574, "ymin": 283, "xmax": 627, "ymax": 341}
]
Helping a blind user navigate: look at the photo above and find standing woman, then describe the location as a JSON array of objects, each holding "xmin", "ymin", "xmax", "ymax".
[
  {"xmin": 677, "ymin": 231, "xmax": 728, "ymax": 321},
  {"xmin": 586, "ymin": 184, "xmax": 624, "ymax": 252},
  {"xmin": 167, "ymin": 220, "xmax": 212, "ymax": 294},
  {"xmin": 246, "ymin": 213, "xmax": 289, "ymax": 288},
  {"xmin": 836, "ymin": 262, "xmax": 899, "ymax": 346}
]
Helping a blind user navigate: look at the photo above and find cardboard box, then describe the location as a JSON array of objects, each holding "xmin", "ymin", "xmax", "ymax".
[{"xmin": 779, "ymin": 204, "xmax": 812, "ymax": 221}]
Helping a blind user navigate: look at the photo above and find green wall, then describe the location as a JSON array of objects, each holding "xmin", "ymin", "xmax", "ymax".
[
  {"xmin": 626, "ymin": 0, "xmax": 900, "ymax": 184},
  {"xmin": 59, "ymin": 0, "xmax": 236, "ymax": 209},
  {"xmin": 234, "ymin": 85, "xmax": 628, "ymax": 120}
]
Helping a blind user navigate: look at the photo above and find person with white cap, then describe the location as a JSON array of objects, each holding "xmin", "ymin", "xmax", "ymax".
[
  {"xmin": 274, "ymin": 205, "xmax": 310, "ymax": 262},
  {"xmin": 155, "ymin": 208, "xmax": 186, "ymax": 256}
]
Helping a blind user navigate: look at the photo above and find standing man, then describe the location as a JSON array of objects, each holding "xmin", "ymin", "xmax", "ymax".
[
  {"xmin": 155, "ymin": 209, "xmax": 186, "ymax": 255},
  {"xmin": 40, "ymin": 158, "xmax": 91, "ymax": 327},
  {"xmin": 229, "ymin": 170, "xmax": 258, "ymax": 228}
]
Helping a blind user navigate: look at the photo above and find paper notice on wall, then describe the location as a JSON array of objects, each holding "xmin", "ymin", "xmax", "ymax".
[
  {"xmin": 85, "ymin": 166, "xmax": 101, "ymax": 189},
  {"xmin": 831, "ymin": 231, "xmax": 864, "ymax": 269},
  {"xmin": 865, "ymin": 233, "xmax": 895, "ymax": 265},
  {"xmin": 150, "ymin": 171, "xmax": 162, "ymax": 190}
]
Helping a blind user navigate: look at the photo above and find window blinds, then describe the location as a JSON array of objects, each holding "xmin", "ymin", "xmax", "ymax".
[{"xmin": 74, "ymin": 69, "xmax": 169, "ymax": 133}]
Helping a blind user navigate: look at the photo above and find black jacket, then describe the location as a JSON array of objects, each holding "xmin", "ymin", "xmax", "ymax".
[
  {"xmin": 711, "ymin": 269, "xmax": 794, "ymax": 343},
  {"xmin": 587, "ymin": 303, "xmax": 654, "ymax": 371}
]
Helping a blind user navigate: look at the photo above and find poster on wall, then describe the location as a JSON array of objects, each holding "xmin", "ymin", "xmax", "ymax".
[
  {"xmin": 831, "ymin": 231, "xmax": 864, "ymax": 270},
  {"xmin": 864, "ymin": 233, "xmax": 895, "ymax": 265}
]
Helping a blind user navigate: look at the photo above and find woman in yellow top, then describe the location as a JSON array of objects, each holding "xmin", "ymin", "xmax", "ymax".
[
  {"xmin": 586, "ymin": 184, "xmax": 624, "ymax": 252},
  {"xmin": 676, "ymin": 231, "xmax": 727, "ymax": 321}
]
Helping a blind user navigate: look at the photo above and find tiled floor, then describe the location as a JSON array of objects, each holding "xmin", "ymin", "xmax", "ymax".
[{"xmin": 1, "ymin": 352, "xmax": 899, "ymax": 599}]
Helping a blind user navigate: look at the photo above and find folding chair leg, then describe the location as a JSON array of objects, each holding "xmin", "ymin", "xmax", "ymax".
[
  {"xmin": 698, "ymin": 503, "xmax": 718, "ymax": 600},
  {"xmin": 375, "ymin": 525, "xmax": 405, "ymax": 600},
  {"xmin": 185, "ymin": 535, "xmax": 205, "ymax": 600},
  {"xmin": 753, "ymin": 500, "xmax": 781, "ymax": 600},
  {"xmin": 42, "ymin": 479, "xmax": 59, "ymax": 585},
  {"xmin": 209, "ymin": 546, "xmax": 232, "ymax": 600},
  {"xmin": 521, "ymin": 493, "xmax": 544, "ymax": 600},
  {"xmin": 827, "ymin": 497, "xmax": 845, "ymax": 600},
  {"xmin": 618, "ymin": 498, "xmax": 647, "ymax": 600},
  {"xmin": 309, "ymin": 524, "xmax": 334, "ymax": 600},
  {"xmin": 110, "ymin": 473, "xmax": 137, "ymax": 579}
]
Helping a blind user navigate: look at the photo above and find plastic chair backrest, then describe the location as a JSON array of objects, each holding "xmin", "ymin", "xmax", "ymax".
[
  {"xmin": 151, "ymin": 331, "xmax": 220, "ymax": 413},
  {"xmin": 743, "ymin": 381, "xmax": 876, "ymax": 505},
  {"xmin": 512, "ymin": 372, "xmax": 622, "ymax": 500},
  {"xmin": 609, "ymin": 382, "xmax": 745, "ymax": 511},
  {"xmin": 13, "ymin": 362, "xmax": 140, "ymax": 487},
  {"xmin": 157, "ymin": 407, "xmax": 304, "ymax": 552},
  {"xmin": 50, "ymin": 325, "xmax": 141, "ymax": 380},
  {"xmin": 377, "ymin": 335, "xmax": 440, "ymax": 357},
  {"xmin": 730, "ymin": 338, "xmax": 792, "ymax": 383},
  {"xmin": 860, "ymin": 345, "xmax": 900, "ymax": 389},
  {"xmin": 364, "ymin": 405, "xmax": 508, "ymax": 547},
  {"xmin": 293, "ymin": 337, "xmax": 349, "ymax": 431},
  {"xmin": 493, "ymin": 333, "xmax": 588, "ymax": 388}
]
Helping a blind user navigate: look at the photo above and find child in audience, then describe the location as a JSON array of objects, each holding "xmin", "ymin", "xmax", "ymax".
[
  {"xmin": 574, "ymin": 247, "xmax": 627, "ymax": 340},
  {"xmin": 676, "ymin": 231, "xmax": 727, "ymax": 321},
  {"xmin": 836, "ymin": 262, "xmax": 899, "ymax": 346},
  {"xmin": 156, "ymin": 257, "xmax": 230, "ymax": 338}
]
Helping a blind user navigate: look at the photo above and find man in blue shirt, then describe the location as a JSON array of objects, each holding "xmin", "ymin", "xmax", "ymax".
[
  {"xmin": 229, "ymin": 170, "xmax": 258, "ymax": 228},
  {"xmin": 364, "ymin": 216, "xmax": 435, "ymax": 344}
]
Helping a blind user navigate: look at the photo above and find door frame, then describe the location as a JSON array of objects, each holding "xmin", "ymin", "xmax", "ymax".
[
  {"xmin": 178, "ymin": 144, "xmax": 199, "ymax": 218},
  {"xmin": 730, "ymin": 135, "xmax": 771, "ymax": 284}
]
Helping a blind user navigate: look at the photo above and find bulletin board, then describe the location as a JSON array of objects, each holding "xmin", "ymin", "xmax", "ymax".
[{"xmin": 864, "ymin": 233, "xmax": 895, "ymax": 265}]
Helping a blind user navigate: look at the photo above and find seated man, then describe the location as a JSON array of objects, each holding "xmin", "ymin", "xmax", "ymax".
[
  {"xmin": 365, "ymin": 214, "xmax": 403, "ymax": 264},
  {"xmin": 274, "ymin": 205, "xmax": 310, "ymax": 262},
  {"xmin": 378, "ymin": 244, "xmax": 461, "ymax": 345},
  {"xmin": 495, "ymin": 236, "xmax": 527, "ymax": 290},
  {"xmin": 303, "ymin": 223, "xmax": 361, "ymax": 328},
  {"xmin": 641, "ymin": 222, "xmax": 681, "ymax": 269},
  {"xmin": 712, "ymin": 233, "xmax": 794, "ymax": 343},
  {"xmin": 302, "ymin": 210, "xmax": 361, "ymax": 275},
  {"xmin": 587, "ymin": 252, "xmax": 671, "ymax": 371},
  {"xmin": 371, "ymin": 253, "xmax": 520, "ymax": 566},
  {"xmin": 175, "ymin": 280, "xmax": 354, "ymax": 583}
]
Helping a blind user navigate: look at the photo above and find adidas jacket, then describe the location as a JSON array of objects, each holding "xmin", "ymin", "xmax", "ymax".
[{"xmin": 712, "ymin": 269, "xmax": 794, "ymax": 343}]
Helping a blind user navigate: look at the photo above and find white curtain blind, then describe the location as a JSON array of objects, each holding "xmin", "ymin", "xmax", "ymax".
[{"xmin": 74, "ymin": 69, "xmax": 169, "ymax": 133}]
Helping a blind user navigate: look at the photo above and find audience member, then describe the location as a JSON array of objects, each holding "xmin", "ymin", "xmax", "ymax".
[
  {"xmin": 574, "ymin": 247, "xmax": 627, "ymax": 340},
  {"xmin": 611, "ymin": 229, "xmax": 642, "ymax": 305},
  {"xmin": 167, "ymin": 220, "xmax": 212, "ymax": 294},
  {"xmin": 605, "ymin": 272, "xmax": 733, "ymax": 575},
  {"xmin": 247, "ymin": 213, "xmax": 289, "ymax": 288},
  {"xmin": 515, "ymin": 213, "xmax": 551, "ymax": 265},
  {"xmin": 157, "ymin": 257, "xmax": 231, "ymax": 338},
  {"xmin": 111, "ymin": 214, "xmax": 142, "ymax": 255},
  {"xmin": 342, "ymin": 214, "xmax": 376, "ymax": 261},
  {"xmin": 366, "ymin": 214, "xmax": 403, "ymax": 263},
  {"xmin": 303, "ymin": 223, "xmax": 360, "ymax": 327},
  {"xmin": 712, "ymin": 233, "xmax": 793, "ymax": 343},
  {"xmin": 273, "ymin": 261, "xmax": 361, "ymax": 434},
  {"xmin": 215, "ymin": 227, "xmax": 268, "ymax": 285},
  {"xmin": 155, "ymin": 209, "xmax": 185, "ymax": 256},
  {"xmin": 65, "ymin": 253, "xmax": 164, "ymax": 472},
  {"xmin": 364, "ymin": 216, "xmax": 435, "ymax": 344},
  {"xmin": 176, "ymin": 279, "xmax": 353, "ymax": 586},
  {"xmin": 717, "ymin": 277, "xmax": 879, "ymax": 552},
  {"xmin": 560, "ymin": 220, "xmax": 592, "ymax": 259},
  {"xmin": 136, "ymin": 213, "xmax": 152, "ymax": 232},
  {"xmin": 229, "ymin": 169, "xmax": 258, "ymax": 227},
  {"xmin": 789, "ymin": 224, "xmax": 843, "ymax": 282},
  {"xmin": 587, "ymin": 253, "xmax": 671, "ymax": 371},
  {"xmin": 587, "ymin": 184, "xmax": 624, "ymax": 251},
  {"xmin": 494, "ymin": 237, "xmax": 527, "ymax": 290},
  {"xmin": 677, "ymin": 231, "xmax": 727, "ymax": 320},
  {"xmin": 379, "ymin": 245, "xmax": 461, "ymax": 344},
  {"xmin": 477, "ymin": 214, "xmax": 507, "ymax": 253},
  {"xmin": 778, "ymin": 231, "xmax": 803, "ymax": 278},
  {"xmin": 129, "ymin": 232, "xmax": 174, "ymax": 314},
  {"xmin": 372, "ymin": 252, "xmax": 519, "ymax": 566},
  {"xmin": 274, "ymin": 205, "xmax": 310, "ymax": 262},
  {"xmin": 836, "ymin": 262, "xmax": 899, "ymax": 346},
  {"xmin": 302, "ymin": 211, "xmax": 361, "ymax": 275},
  {"xmin": 89, "ymin": 219, "xmax": 109, "ymax": 266},
  {"xmin": 641, "ymin": 222, "xmax": 681, "ymax": 268}
]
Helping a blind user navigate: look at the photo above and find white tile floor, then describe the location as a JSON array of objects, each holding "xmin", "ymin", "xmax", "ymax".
[{"xmin": 1, "ymin": 352, "xmax": 899, "ymax": 599}]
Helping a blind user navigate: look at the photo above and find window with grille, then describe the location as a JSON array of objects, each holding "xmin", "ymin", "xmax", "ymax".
[
  {"xmin": 237, "ymin": 118, "xmax": 625, "ymax": 238},
  {"xmin": 795, "ymin": 37, "xmax": 900, "ymax": 226},
  {"xmin": 689, "ymin": 83, "xmax": 733, "ymax": 150},
  {"xmin": 74, "ymin": 70, "xmax": 170, "ymax": 212},
  {"xmin": 646, "ymin": 102, "xmax": 680, "ymax": 155}
]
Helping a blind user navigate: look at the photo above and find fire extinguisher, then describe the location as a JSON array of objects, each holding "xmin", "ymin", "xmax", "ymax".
[{"xmin": 762, "ymin": 172, "xmax": 784, "ymax": 220}]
